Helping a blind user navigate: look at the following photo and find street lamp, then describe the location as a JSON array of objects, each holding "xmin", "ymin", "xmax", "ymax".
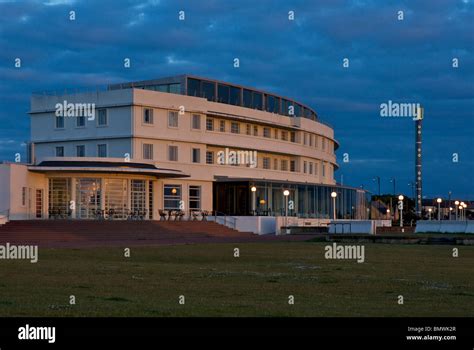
[
  {"xmin": 251, "ymin": 186, "xmax": 257, "ymax": 215},
  {"xmin": 428, "ymin": 208, "xmax": 432, "ymax": 220},
  {"xmin": 386, "ymin": 208, "xmax": 390, "ymax": 219},
  {"xmin": 283, "ymin": 190, "xmax": 290, "ymax": 233},
  {"xmin": 449, "ymin": 207, "xmax": 453, "ymax": 220},
  {"xmin": 459, "ymin": 205, "xmax": 464, "ymax": 221},
  {"xmin": 331, "ymin": 191, "xmax": 337, "ymax": 220},
  {"xmin": 455, "ymin": 200, "xmax": 459, "ymax": 220},
  {"xmin": 398, "ymin": 195, "xmax": 404, "ymax": 228},
  {"xmin": 462, "ymin": 203, "xmax": 467, "ymax": 220},
  {"xmin": 436, "ymin": 198, "xmax": 442, "ymax": 221}
]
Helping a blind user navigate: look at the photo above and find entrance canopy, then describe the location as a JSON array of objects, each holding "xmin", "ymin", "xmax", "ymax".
[{"xmin": 28, "ymin": 159, "xmax": 189, "ymax": 179}]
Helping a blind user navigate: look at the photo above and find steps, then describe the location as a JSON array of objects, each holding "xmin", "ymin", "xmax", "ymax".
[{"xmin": 0, "ymin": 220, "xmax": 257, "ymax": 247}]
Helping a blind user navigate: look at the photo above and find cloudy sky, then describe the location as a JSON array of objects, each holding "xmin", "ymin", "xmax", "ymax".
[{"xmin": 0, "ymin": 0, "xmax": 473, "ymax": 199}]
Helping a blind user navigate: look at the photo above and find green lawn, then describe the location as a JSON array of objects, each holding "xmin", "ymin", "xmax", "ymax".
[{"xmin": 0, "ymin": 242, "xmax": 473, "ymax": 317}]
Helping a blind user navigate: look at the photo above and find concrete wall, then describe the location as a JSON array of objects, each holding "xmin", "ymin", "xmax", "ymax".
[
  {"xmin": 415, "ymin": 220, "xmax": 474, "ymax": 234},
  {"xmin": 328, "ymin": 220, "xmax": 376, "ymax": 235}
]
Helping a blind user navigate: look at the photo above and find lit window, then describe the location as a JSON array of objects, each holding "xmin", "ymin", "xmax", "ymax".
[
  {"xmin": 164, "ymin": 184, "xmax": 182, "ymax": 209},
  {"xmin": 168, "ymin": 111, "xmax": 178, "ymax": 127}
]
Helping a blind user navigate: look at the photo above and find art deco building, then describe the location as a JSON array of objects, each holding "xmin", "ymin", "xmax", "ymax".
[{"xmin": 0, "ymin": 75, "xmax": 367, "ymax": 221}]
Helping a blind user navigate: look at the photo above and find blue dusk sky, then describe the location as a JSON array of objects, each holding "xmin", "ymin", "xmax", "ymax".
[{"xmin": 0, "ymin": 0, "xmax": 473, "ymax": 199}]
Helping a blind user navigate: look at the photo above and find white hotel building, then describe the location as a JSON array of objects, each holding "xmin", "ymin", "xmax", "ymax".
[{"xmin": 0, "ymin": 75, "xmax": 368, "ymax": 221}]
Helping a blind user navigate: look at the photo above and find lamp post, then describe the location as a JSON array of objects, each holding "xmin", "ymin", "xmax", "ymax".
[
  {"xmin": 283, "ymin": 190, "xmax": 290, "ymax": 233},
  {"xmin": 373, "ymin": 177, "xmax": 380, "ymax": 219},
  {"xmin": 398, "ymin": 195, "xmax": 404, "ymax": 228},
  {"xmin": 462, "ymin": 203, "xmax": 467, "ymax": 220},
  {"xmin": 449, "ymin": 207, "xmax": 453, "ymax": 220},
  {"xmin": 459, "ymin": 205, "xmax": 463, "ymax": 221},
  {"xmin": 251, "ymin": 186, "xmax": 257, "ymax": 215},
  {"xmin": 436, "ymin": 198, "xmax": 442, "ymax": 221},
  {"xmin": 331, "ymin": 191, "xmax": 337, "ymax": 221},
  {"xmin": 386, "ymin": 208, "xmax": 390, "ymax": 219},
  {"xmin": 428, "ymin": 208, "xmax": 432, "ymax": 220},
  {"xmin": 455, "ymin": 201, "xmax": 459, "ymax": 220},
  {"xmin": 390, "ymin": 178, "xmax": 396, "ymax": 217}
]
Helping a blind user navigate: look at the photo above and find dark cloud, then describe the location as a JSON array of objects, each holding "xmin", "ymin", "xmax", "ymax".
[{"xmin": 0, "ymin": 0, "xmax": 473, "ymax": 198}]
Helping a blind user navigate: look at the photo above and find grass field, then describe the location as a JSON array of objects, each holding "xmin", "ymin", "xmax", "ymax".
[{"xmin": 0, "ymin": 242, "xmax": 473, "ymax": 317}]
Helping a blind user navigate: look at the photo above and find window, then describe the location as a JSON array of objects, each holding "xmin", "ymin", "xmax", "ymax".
[
  {"xmin": 304, "ymin": 133, "xmax": 308, "ymax": 145},
  {"xmin": 290, "ymin": 160, "xmax": 296, "ymax": 172},
  {"xmin": 253, "ymin": 125, "xmax": 258, "ymax": 136},
  {"xmin": 281, "ymin": 160, "xmax": 288, "ymax": 171},
  {"xmin": 202, "ymin": 81, "xmax": 216, "ymax": 101},
  {"xmin": 76, "ymin": 115, "xmax": 85, "ymax": 127},
  {"xmin": 314, "ymin": 162, "xmax": 318, "ymax": 175},
  {"xmin": 252, "ymin": 92, "xmax": 263, "ymax": 110},
  {"xmin": 282, "ymin": 99, "xmax": 289, "ymax": 116},
  {"xmin": 294, "ymin": 104, "xmax": 302, "ymax": 117},
  {"xmin": 266, "ymin": 95, "xmax": 280, "ymax": 114},
  {"xmin": 263, "ymin": 157, "xmax": 270, "ymax": 169},
  {"xmin": 21, "ymin": 187, "xmax": 27, "ymax": 206},
  {"xmin": 76, "ymin": 145, "xmax": 85, "ymax": 157},
  {"xmin": 274, "ymin": 129, "xmax": 278, "ymax": 139},
  {"xmin": 309, "ymin": 162, "xmax": 313, "ymax": 175},
  {"xmin": 273, "ymin": 158, "xmax": 278, "ymax": 170},
  {"xmin": 143, "ymin": 108, "xmax": 153, "ymax": 124},
  {"xmin": 309, "ymin": 134, "xmax": 313, "ymax": 147},
  {"xmin": 314, "ymin": 135, "xmax": 318, "ymax": 148},
  {"xmin": 281, "ymin": 131, "xmax": 288, "ymax": 141},
  {"xmin": 168, "ymin": 145, "xmax": 178, "ymax": 161},
  {"xmin": 322, "ymin": 138, "xmax": 326, "ymax": 150},
  {"xmin": 192, "ymin": 148, "xmax": 200, "ymax": 163},
  {"xmin": 322, "ymin": 163, "xmax": 326, "ymax": 177},
  {"xmin": 303, "ymin": 161, "xmax": 307, "ymax": 173},
  {"xmin": 187, "ymin": 78, "xmax": 201, "ymax": 97},
  {"xmin": 97, "ymin": 109, "xmax": 107, "ymax": 126},
  {"xmin": 168, "ymin": 111, "xmax": 178, "ymax": 127},
  {"xmin": 55, "ymin": 146, "xmax": 64, "ymax": 157},
  {"xmin": 219, "ymin": 120, "xmax": 226, "ymax": 132},
  {"xmin": 55, "ymin": 115, "xmax": 64, "ymax": 129},
  {"xmin": 164, "ymin": 184, "xmax": 182, "ymax": 209},
  {"xmin": 229, "ymin": 86, "xmax": 241, "ymax": 106},
  {"xmin": 192, "ymin": 114, "xmax": 201, "ymax": 129},
  {"xmin": 263, "ymin": 127, "xmax": 271, "ymax": 138},
  {"xmin": 246, "ymin": 124, "xmax": 251, "ymax": 135},
  {"xmin": 143, "ymin": 143, "xmax": 153, "ymax": 160},
  {"xmin": 243, "ymin": 89, "xmax": 252, "ymax": 108},
  {"xmin": 206, "ymin": 151, "xmax": 214, "ymax": 164},
  {"xmin": 189, "ymin": 186, "xmax": 201, "ymax": 210},
  {"xmin": 231, "ymin": 122, "xmax": 240, "ymax": 134},
  {"xmin": 218, "ymin": 84, "xmax": 230, "ymax": 104},
  {"xmin": 290, "ymin": 131, "xmax": 296, "ymax": 143},
  {"xmin": 206, "ymin": 118, "xmax": 214, "ymax": 131},
  {"xmin": 98, "ymin": 144, "xmax": 107, "ymax": 157}
]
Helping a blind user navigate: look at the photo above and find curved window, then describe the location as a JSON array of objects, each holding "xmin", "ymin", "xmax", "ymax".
[
  {"xmin": 202, "ymin": 81, "xmax": 215, "ymax": 101},
  {"xmin": 218, "ymin": 84, "xmax": 230, "ymax": 104},
  {"xmin": 252, "ymin": 92, "xmax": 263, "ymax": 110}
]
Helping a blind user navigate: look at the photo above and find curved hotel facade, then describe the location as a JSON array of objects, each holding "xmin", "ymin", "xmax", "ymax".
[{"xmin": 0, "ymin": 75, "xmax": 368, "ymax": 221}]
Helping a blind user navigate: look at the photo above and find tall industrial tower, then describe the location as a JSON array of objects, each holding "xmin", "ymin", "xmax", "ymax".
[{"xmin": 415, "ymin": 106, "xmax": 423, "ymax": 216}]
